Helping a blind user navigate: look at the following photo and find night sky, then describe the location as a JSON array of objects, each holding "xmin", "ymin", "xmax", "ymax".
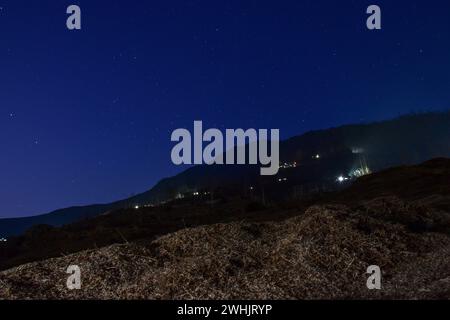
[{"xmin": 1, "ymin": 0, "xmax": 450, "ymax": 218}]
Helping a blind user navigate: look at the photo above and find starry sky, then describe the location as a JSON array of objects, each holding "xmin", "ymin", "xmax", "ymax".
[{"xmin": 1, "ymin": 0, "xmax": 450, "ymax": 218}]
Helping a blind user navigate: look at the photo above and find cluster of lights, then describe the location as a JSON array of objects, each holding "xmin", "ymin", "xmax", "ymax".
[
  {"xmin": 279, "ymin": 161, "xmax": 297, "ymax": 169},
  {"xmin": 134, "ymin": 203, "xmax": 155, "ymax": 210},
  {"xmin": 336, "ymin": 166, "xmax": 371, "ymax": 184},
  {"xmin": 193, "ymin": 191, "xmax": 210, "ymax": 196},
  {"xmin": 134, "ymin": 189, "xmax": 215, "ymax": 210},
  {"xmin": 0, "ymin": 238, "xmax": 7, "ymax": 242},
  {"xmin": 278, "ymin": 177, "xmax": 288, "ymax": 182},
  {"xmin": 336, "ymin": 175, "xmax": 349, "ymax": 183},
  {"xmin": 350, "ymin": 167, "xmax": 371, "ymax": 178}
]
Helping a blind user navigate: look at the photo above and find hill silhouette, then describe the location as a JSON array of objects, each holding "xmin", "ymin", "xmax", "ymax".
[
  {"xmin": 0, "ymin": 111, "xmax": 449, "ymax": 237},
  {"xmin": 1, "ymin": 157, "xmax": 449, "ymax": 272},
  {"xmin": 1, "ymin": 158, "xmax": 449, "ymax": 299}
]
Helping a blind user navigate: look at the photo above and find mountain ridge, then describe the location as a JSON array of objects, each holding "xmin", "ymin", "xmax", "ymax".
[
  {"xmin": 1, "ymin": 157, "xmax": 449, "ymax": 299},
  {"xmin": 1, "ymin": 111, "xmax": 449, "ymax": 237}
]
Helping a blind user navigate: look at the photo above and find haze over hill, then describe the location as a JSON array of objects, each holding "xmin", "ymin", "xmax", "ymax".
[{"xmin": 0, "ymin": 111, "xmax": 449, "ymax": 237}]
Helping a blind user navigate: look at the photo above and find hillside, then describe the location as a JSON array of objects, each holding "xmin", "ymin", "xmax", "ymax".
[
  {"xmin": 1, "ymin": 198, "xmax": 449, "ymax": 299},
  {"xmin": 0, "ymin": 158, "xmax": 449, "ymax": 299},
  {"xmin": 332, "ymin": 158, "xmax": 450, "ymax": 209},
  {"xmin": 1, "ymin": 158, "xmax": 449, "ymax": 272},
  {"xmin": 1, "ymin": 112, "xmax": 449, "ymax": 237}
]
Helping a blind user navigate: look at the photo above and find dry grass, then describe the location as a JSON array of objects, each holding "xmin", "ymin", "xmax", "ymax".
[{"xmin": 1, "ymin": 196, "xmax": 449, "ymax": 300}]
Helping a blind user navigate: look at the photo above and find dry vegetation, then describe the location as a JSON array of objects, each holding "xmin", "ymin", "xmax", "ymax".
[{"xmin": 1, "ymin": 196, "xmax": 449, "ymax": 300}]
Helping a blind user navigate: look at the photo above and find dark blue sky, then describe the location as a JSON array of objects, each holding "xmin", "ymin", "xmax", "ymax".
[{"xmin": 1, "ymin": 0, "xmax": 449, "ymax": 218}]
